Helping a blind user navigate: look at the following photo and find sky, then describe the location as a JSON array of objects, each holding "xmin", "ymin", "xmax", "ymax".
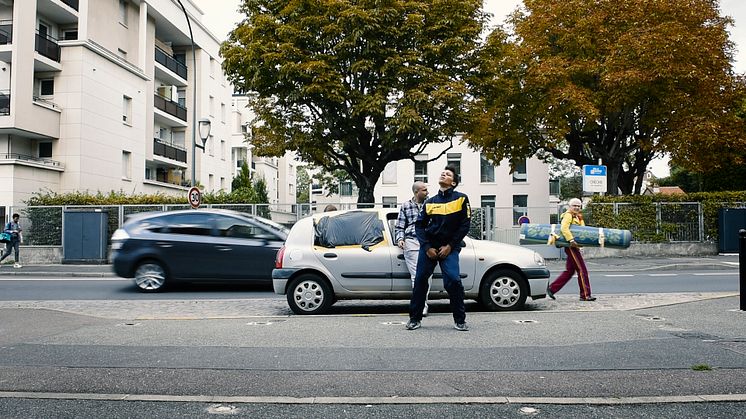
[{"xmin": 193, "ymin": 0, "xmax": 746, "ymax": 177}]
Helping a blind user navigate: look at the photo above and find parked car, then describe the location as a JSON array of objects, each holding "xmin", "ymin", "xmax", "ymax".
[
  {"xmin": 111, "ymin": 209, "xmax": 288, "ymax": 292},
  {"xmin": 273, "ymin": 209, "xmax": 550, "ymax": 314}
]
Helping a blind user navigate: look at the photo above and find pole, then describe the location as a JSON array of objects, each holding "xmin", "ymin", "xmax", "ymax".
[
  {"xmin": 175, "ymin": 0, "xmax": 198, "ymax": 187},
  {"xmin": 740, "ymin": 229, "xmax": 746, "ymax": 311}
]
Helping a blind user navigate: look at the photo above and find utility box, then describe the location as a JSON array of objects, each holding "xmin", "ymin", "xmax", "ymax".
[
  {"xmin": 718, "ymin": 208, "xmax": 746, "ymax": 253},
  {"xmin": 63, "ymin": 210, "xmax": 109, "ymax": 264}
]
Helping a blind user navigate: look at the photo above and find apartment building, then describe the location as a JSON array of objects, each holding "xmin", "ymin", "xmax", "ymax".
[{"xmin": 0, "ymin": 0, "xmax": 235, "ymax": 218}]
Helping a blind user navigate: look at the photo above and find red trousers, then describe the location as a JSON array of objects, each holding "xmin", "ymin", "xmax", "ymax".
[{"xmin": 548, "ymin": 247, "xmax": 592, "ymax": 299}]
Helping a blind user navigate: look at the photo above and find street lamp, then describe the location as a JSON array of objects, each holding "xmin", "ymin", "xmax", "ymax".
[{"xmin": 174, "ymin": 0, "xmax": 203, "ymax": 188}]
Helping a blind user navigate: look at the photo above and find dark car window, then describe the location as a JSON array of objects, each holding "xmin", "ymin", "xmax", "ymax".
[
  {"xmin": 151, "ymin": 213, "xmax": 213, "ymax": 236},
  {"xmin": 214, "ymin": 214, "xmax": 280, "ymax": 240}
]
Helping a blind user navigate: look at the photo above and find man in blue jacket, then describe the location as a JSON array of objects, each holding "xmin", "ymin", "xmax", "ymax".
[{"xmin": 406, "ymin": 165, "xmax": 471, "ymax": 331}]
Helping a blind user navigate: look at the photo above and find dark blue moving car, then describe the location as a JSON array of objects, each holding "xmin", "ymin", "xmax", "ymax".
[{"xmin": 111, "ymin": 209, "xmax": 288, "ymax": 292}]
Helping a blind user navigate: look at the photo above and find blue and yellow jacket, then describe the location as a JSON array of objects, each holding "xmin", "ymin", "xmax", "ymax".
[{"xmin": 415, "ymin": 187, "xmax": 471, "ymax": 251}]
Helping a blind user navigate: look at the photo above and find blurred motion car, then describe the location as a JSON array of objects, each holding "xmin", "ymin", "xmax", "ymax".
[
  {"xmin": 273, "ymin": 209, "xmax": 550, "ymax": 314},
  {"xmin": 111, "ymin": 209, "xmax": 288, "ymax": 292}
]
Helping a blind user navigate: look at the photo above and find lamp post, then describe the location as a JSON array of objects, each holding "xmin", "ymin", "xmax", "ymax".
[{"xmin": 174, "ymin": 0, "xmax": 207, "ymax": 188}]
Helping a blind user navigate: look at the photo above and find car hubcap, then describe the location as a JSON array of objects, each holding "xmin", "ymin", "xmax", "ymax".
[
  {"xmin": 490, "ymin": 276, "xmax": 520, "ymax": 308},
  {"xmin": 135, "ymin": 264, "xmax": 165, "ymax": 290},
  {"xmin": 293, "ymin": 280, "xmax": 324, "ymax": 312}
]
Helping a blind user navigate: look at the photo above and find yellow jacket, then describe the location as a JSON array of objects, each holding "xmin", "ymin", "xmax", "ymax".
[{"xmin": 559, "ymin": 210, "xmax": 584, "ymax": 242}]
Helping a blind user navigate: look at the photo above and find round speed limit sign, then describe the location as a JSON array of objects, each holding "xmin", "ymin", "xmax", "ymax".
[{"xmin": 188, "ymin": 187, "xmax": 202, "ymax": 209}]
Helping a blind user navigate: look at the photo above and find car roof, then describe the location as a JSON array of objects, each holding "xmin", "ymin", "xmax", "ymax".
[{"xmin": 124, "ymin": 208, "xmax": 287, "ymax": 231}]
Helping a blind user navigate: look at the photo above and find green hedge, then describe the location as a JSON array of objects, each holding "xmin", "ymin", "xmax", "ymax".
[{"xmin": 587, "ymin": 191, "xmax": 746, "ymax": 242}]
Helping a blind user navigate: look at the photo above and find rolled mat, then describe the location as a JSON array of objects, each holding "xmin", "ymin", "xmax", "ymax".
[{"xmin": 519, "ymin": 223, "xmax": 632, "ymax": 249}]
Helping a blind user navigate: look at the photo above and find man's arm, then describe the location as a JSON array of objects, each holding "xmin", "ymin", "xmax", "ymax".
[
  {"xmin": 560, "ymin": 212, "xmax": 574, "ymax": 242},
  {"xmin": 415, "ymin": 201, "xmax": 431, "ymax": 251},
  {"xmin": 449, "ymin": 195, "xmax": 471, "ymax": 249},
  {"xmin": 394, "ymin": 203, "xmax": 408, "ymax": 244}
]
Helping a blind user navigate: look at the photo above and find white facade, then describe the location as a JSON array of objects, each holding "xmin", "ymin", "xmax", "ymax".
[{"xmin": 0, "ymin": 0, "xmax": 236, "ymax": 219}]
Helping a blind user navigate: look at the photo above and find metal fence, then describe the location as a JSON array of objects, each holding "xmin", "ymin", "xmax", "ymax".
[{"xmin": 8, "ymin": 201, "xmax": 745, "ymax": 246}]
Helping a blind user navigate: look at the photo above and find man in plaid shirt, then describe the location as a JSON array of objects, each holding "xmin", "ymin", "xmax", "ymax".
[{"xmin": 395, "ymin": 181, "xmax": 430, "ymax": 316}]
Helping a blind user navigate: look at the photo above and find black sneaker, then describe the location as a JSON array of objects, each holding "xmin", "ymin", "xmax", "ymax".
[
  {"xmin": 405, "ymin": 320, "xmax": 421, "ymax": 330},
  {"xmin": 546, "ymin": 287, "xmax": 556, "ymax": 300},
  {"xmin": 579, "ymin": 296, "xmax": 597, "ymax": 301},
  {"xmin": 454, "ymin": 322, "xmax": 469, "ymax": 332}
]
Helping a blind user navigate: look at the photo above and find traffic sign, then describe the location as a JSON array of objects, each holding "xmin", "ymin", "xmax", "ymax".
[
  {"xmin": 188, "ymin": 187, "xmax": 202, "ymax": 209},
  {"xmin": 517, "ymin": 215, "xmax": 530, "ymax": 225},
  {"xmin": 582, "ymin": 165, "xmax": 607, "ymax": 193}
]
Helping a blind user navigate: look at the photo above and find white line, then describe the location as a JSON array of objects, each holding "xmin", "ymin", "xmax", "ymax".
[
  {"xmin": 647, "ymin": 274, "xmax": 677, "ymax": 277},
  {"xmin": 603, "ymin": 274, "xmax": 634, "ymax": 277},
  {"xmin": 693, "ymin": 272, "xmax": 739, "ymax": 276}
]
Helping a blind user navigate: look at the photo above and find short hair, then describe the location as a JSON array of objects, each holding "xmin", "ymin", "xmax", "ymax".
[
  {"xmin": 411, "ymin": 181, "xmax": 426, "ymax": 193},
  {"xmin": 568, "ymin": 198, "xmax": 582, "ymax": 207},
  {"xmin": 444, "ymin": 165, "xmax": 459, "ymax": 186},
  {"xmin": 323, "ymin": 204, "xmax": 338, "ymax": 212},
  {"xmin": 11, "ymin": 213, "xmax": 19, "ymax": 219}
]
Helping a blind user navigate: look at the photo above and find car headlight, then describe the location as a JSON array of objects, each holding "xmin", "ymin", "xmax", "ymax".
[{"xmin": 533, "ymin": 252, "xmax": 545, "ymax": 266}]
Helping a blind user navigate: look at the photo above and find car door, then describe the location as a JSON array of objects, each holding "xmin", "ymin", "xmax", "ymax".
[
  {"xmin": 151, "ymin": 212, "xmax": 217, "ymax": 279},
  {"xmin": 212, "ymin": 214, "xmax": 284, "ymax": 281},
  {"xmin": 313, "ymin": 211, "xmax": 392, "ymax": 291}
]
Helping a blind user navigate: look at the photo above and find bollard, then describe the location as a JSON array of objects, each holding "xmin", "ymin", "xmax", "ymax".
[{"xmin": 741, "ymin": 229, "xmax": 746, "ymax": 311}]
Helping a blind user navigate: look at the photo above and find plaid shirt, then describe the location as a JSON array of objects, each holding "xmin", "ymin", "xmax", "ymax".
[{"xmin": 394, "ymin": 198, "xmax": 423, "ymax": 243}]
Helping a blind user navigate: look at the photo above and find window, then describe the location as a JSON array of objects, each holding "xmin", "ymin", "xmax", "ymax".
[
  {"xmin": 40, "ymin": 79, "xmax": 54, "ymax": 96},
  {"xmin": 122, "ymin": 95, "xmax": 132, "ymax": 124},
  {"xmin": 513, "ymin": 195, "xmax": 528, "ymax": 225},
  {"xmin": 447, "ymin": 153, "xmax": 461, "ymax": 181},
  {"xmin": 62, "ymin": 29, "xmax": 78, "ymax": 40},
  {"xmin": 119, "ymin": 0, "xmax": 128, "ymax": 26},
  {"xmin": 220, "ymin": 139, "xmax": 226, "ymax": 160},
  {"xmin": 39, "ymin": 142, "xmax": 52, "ymax": 158},
  {"xmin": 220, "ymin": 177, "xmax": 225, "ymax": 190},
  {"xmin": 221, "ymin": 103, "xmax": 226, "ymax": 123},
  {"xmin": 208, "ymin": 134, "xmax": 214, "ymax": 156},
  {"xmin": 512, "ymin": 158, "xmax": 527, "ymax": 182},
  {"xmin": 480, "ymin": 154, "xmax": 495, "ymax": 183},
  {"xmin": 481, "ymin": 195, "xmax": 496, "ymax": 208},
  {"xmin": 414, "ymin": 154, "xmax": 428, "ymax": 183},
  {"xmin": 340, "ymin": 180, "xmax": 353, "ymax": 196},
  {"xmin": 156, "ymin": 213, "xmax": 212, "ymax": 236},
  {"xmin": 214, "ymin": 216, "xmax": 278, "ymax": 240},
  {"xmin": 209, "ymin": 174, "xmax": 214, "ymax": 191},
  {"xmin": 209, "ymin": 57, "xmax": 216, "ymax": 77},
  {"xmin": 209, "ymin": 95, "xmax": 215, "ymax": 117},
  {"xmin": 382, "ymin": 196, "xmax": 398, "ymax": 208},
  {"xmin": 122, "ymin": 151, "xmax": 131, "ymax": 179},
  {"xmin": 177, "ymin": 88, "xmax": 186, "ymax": 107},
  {"xmin": 382, "ymin": 161, "xmax": 397, "ymax": 184}
]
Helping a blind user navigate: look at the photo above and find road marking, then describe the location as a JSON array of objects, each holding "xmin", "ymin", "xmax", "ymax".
[
  {"xmin": 647, "ymin": 274, "xmax": 677, "ymax": 277},
  {"xmin": 0, "ymin": 391, "xmax": 745, "ymax": 405},
  {"xmin": 603, "ymin": 274, "xmax": 634, "ymax": 277},
  {"xmin": 693, "ymin": 272, "xmax": 739, "ymax": 276}
]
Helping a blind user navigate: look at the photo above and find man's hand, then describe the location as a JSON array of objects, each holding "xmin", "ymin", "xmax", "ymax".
[
  {"xmin": 397, "ymin": 240, "xmax": 405, "ymax": 249},
  {"xmin": 437, "ymin": 244, "xmax": 452, "ymax": 259},
  {"xmin": 569, "ymin": 240, "xmax": 579, "ymax": 248},
  {"xmin": 426, "ymin": 247, "xmax": 438, "ymax": 260}
]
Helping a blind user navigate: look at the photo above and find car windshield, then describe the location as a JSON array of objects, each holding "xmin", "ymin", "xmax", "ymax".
[{"xmin": 251, "ymin": 215, "xmax": 290, "ymax": 235}]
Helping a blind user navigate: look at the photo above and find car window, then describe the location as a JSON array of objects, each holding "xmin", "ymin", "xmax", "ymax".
[
  {"xmin": 151, "ymin": 213, "xmax": 214, "ymax": 236},
  {"xmin": 214, "ymin": 214, "xmax": 280, "ymax": 240}
]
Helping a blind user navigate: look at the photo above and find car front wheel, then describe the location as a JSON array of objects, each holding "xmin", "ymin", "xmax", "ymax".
[
  {"xmin": 287, "ymin": 274, "xmax": 333, "ymax": 315},
  {"xmin": 134, "ymin": 260, "xmax": 168, "ymax": 292},
  {"xmin": 479, "ymin": 269, "xmax": 528, "ymax": 311}
]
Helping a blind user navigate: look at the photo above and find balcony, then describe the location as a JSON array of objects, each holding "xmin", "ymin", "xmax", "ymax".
[
  {"xmin": 0, "ymin": 90, "xmax": 9, "ymax": 116},
  {"xmin": 0, "ymin": 153, "xmax": 65, "ymax": 170},
  {"xmin": 61, "ymin": 0, "xmax": 79, "ymax": 11},
  {"xmin": 153, "ymin": 138, "xmax": 187, "ymax": 163},
  {"xmin": 155, "ymin": 47, "xmax": 187, "ymax": 80},
  {"xmin": 0, "ymin": 21, "xmax": 11, "ymax": 45},
  {"xmin": 35, "ymin": 32, "xmax": 61, "ymax": 62},
  {"xmin": 154, "ymin": 93, "xmax": 187, "ymax": 122}
]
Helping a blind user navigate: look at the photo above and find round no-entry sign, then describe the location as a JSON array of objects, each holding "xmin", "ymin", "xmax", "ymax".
[
  {"xmin": 188, "ymin": 187, "xmax": 201, "ymax": 209},
  {"xmin": 517, "ymin": 215, "xmax": 530, "ymax": 225}
]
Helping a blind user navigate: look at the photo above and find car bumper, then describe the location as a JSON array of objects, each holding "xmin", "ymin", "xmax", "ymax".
[
  {"xmin": 522, "ymin": 267, "xmax": 550, "ymax": 279},
  {"xmin": 272, "ymin": 268, "xmax": 299, "ymax": 294},
  {"xmin": 523, "ymin": 267, "xmax": 550, "ymax": 299}
]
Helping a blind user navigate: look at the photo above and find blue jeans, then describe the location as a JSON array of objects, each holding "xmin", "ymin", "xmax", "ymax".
[
  {"xmin": 409, "ymin": 246, "xmax": 465, "ymax": 324},
  {"xmin": 0, "ymin": 239, "xmax": 19, "ymax": 263}
]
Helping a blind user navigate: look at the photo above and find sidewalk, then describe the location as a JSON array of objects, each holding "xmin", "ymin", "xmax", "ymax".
[{"xmin": 0, "ymin": 254, "xmax": 739, "ymax": 277}]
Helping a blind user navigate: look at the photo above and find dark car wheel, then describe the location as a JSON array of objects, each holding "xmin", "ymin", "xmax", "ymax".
[
  {"xmin": 479, "ymin": 269, "xmax": 528, "ymax": 311},
  {"xmin": 287, "ymin": 274, "xmax": 334, "ymax": 315},
  {"xmin": 134, "ymin": 261, "xmax": 168, "ymax": 293}
]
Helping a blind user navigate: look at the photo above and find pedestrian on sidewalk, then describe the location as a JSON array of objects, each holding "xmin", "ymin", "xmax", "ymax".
[
  {"xmin": 395, "ymin": 181, "xmax": 430, "ymax": 317},
  {"xmin": 406, "ymin": 166, "xmax": 472, "ymax": 331},
  {"xmin": 546, "ymin": 198, "xmax": 595, "ymax": 301},
  {"xmin": 0, "ymin": 213, "xmax": 23, "ymax": 268}
]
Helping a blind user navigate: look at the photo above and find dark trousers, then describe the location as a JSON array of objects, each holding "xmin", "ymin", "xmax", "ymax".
[
  {"xmin": 409, "ymin": 247, "xmax": 465, "ymax": 323},
  {"xmin": 0, "ymin": 240, "xmax": 19, "ymax": 263},
  {"xmin": 549, "ymin": 247, "xmax": 591, "ymax": 299}
]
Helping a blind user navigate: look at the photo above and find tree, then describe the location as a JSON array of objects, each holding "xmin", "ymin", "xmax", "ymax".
[
  {"xmin": 296, "ymin": 166, "xmax": 310, "ymax": 204},
  {"xmin": 466, "ymin": 0, "xmax": 745, "ymax": 195},
  {"xmin": 221, "ymin": 0, "xmax": 488, "ymax": 202},
  {"xmin": 658, "ymin": 163, "xmax": 746, "ymax": 192},
  {"xmin": 231, "ymin": 161, "xmax": 253, "ymax": 191},
  {"xmin": 253, "ymin": 176, "xmax": 271, "ymax": 217}
]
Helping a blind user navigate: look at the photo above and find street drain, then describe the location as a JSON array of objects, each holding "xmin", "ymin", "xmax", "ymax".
[
  {"xmin": 514, "ymin": 320, "xmax": 538, "ymax": 324},
  {"xmin": 381, "ymin": 321, "xmax": 407, "ymax": 325},
  {"xmin": 246, "ymin": 319, "xmax": 287, "ymax": 326}
]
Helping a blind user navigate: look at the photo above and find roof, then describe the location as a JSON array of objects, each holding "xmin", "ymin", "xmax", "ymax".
[{"xmin": 643, "ymin": 186, "xmax": 686, "ymax": 195}]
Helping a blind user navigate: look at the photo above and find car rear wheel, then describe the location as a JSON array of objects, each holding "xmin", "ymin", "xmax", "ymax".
[
  {"xmin": 287, "ymin": 274, "xmax": 333, "ymax": 315},
  {"xmin": 134, "ymin": 261, "xmax": 168, "ymax": 292},
  {"xmin": 479, "ymin": 269, "xmax": 528, "ymax": 311}
]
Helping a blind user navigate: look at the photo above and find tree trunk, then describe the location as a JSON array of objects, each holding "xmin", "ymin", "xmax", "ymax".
[{"xmin": 356, "ymin": 181, "xmax": 376, "ymax": 207}]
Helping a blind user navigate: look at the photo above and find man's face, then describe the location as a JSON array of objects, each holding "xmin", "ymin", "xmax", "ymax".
[
  {"xmin": 438, "ymin": 170, "xmax": 456, "ymax": 188},
  {"xmin": 12, "ymin": 216, "xmax": 18, "ymax": 222},
  {"xmin": 415, "ymin": 185, "xmax": 428, "ymax": 202},
  {"xmin": 569, "ymin": 203, "xmax": 582, "ymax": 214}
]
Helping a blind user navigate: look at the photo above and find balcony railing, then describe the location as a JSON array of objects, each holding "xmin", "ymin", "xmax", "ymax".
[
  {"xmin": 154, "ymin": 93, "xmax": 187, "ymax": 121},
  {"xmin": 155, "ymin": 47, "xmax": 187, "ymax": 80},
  {"xmin": 35, "ymin": 32, "xmax": 60, "ymax": 62},
  {"xmin": 0, "ymin": 21, "xmax": 12, "ymax": 45},
  {"xmin": 61, "ymin": 0, "xmax": 79, "ymax": 11},
  {"xmin": 0, "ymin": 89, "xmax": 9, "ymax": 115},
  {"xmin": 33, "ymin": 96, "xmax": 61, "ymax": 110},
  {"xmin": 153, "ymin": 138, "xmax": 187, "ymax": 163},
  {"xmin": 0, "ymin": 153, "xmax": 64, "ymax": 169}
]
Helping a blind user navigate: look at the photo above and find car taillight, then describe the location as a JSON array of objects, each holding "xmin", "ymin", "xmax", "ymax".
[{"xmin": 275, "ymin": 246, "xmax": 286, "ymax": 269}]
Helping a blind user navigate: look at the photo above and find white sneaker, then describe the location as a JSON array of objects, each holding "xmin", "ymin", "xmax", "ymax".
[
  {"xmin": 13, "ymin": 263, "xmax": 21, "ymax": 268},
  {"xmin": 422, "ymin": 303, "xmax": 429, "ymax": 317}
]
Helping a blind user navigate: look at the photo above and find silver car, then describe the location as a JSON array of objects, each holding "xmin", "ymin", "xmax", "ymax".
[{"xmin": 273, "ymin": 209, "xmax": 550, "ymax": 314}]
